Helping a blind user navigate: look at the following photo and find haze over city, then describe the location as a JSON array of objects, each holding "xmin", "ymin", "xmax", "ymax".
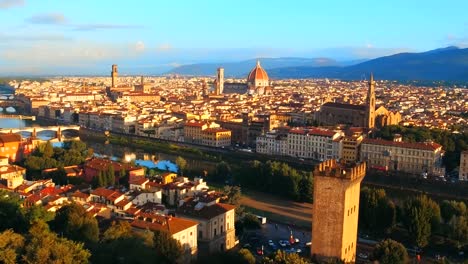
[
  {"xmin": 0, "ymin": 0, "xmax": 467, "ymax": 75},
  {"xmin": 0, "ymin": 1, "xmax": 467, "ymax": 264}
]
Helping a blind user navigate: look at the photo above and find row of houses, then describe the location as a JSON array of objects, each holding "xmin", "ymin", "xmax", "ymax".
[{"xmin": 256, "ymin": 128, "xmax": 445, "ymax": 176}]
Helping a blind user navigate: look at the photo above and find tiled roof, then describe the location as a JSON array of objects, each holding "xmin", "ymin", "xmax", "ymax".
[
  {"xmin": 362, "ymin": 138, "xmax": 442, "ymax": 151},
  {"xmin": 131, "ymin": 214, "xmax": 197, "ymax": 235},
  {"xmin": 177, "ymin": 199, "xmax": 235, "ymax": 220}
]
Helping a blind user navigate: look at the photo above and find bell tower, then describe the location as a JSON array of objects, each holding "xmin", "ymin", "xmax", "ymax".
[
  {"xmin": 365, "ymin": 73, "xmax": 376, "ymax": 128},
  {"xmin": 216, "ymin": 67, "xmax": 224, "ymax": 95},
  {"xmin": 111, "ymin": 64, "xmax": 118, "ymax": 88}
]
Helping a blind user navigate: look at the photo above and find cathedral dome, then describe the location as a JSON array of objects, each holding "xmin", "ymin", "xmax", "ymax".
[{"xmin": 247, "ymin": 60, "xmax": 269, "ymax": 84}]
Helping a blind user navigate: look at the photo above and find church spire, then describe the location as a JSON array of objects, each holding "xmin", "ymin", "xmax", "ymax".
[{"xmin": 256, "ymin": 59, "xmax": 261, "ymax": 67}]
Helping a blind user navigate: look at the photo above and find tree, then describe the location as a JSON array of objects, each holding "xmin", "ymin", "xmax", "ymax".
[
  {"xmin": 0, "ymin": 190, "xmax": 26, "ymax": 232},
  {"xmin": 175, "ymin": 156, "xmax": 187, "ymax": 176},
  {"xmin": 106, "ymin": 165, "xmax": 115, "ymax": 186},
  {"xmin": 242, "ymin": 213, "xmax": 261, "ymax": 229},
  {"xmin": 298, "ymin": 174, "xmax": 313, "ymax": 202},
  {"xmin": 262, "ymin": 250, "xmax": 308, "ymax": 264},
  {"xmin": 42, "ymin": 141, "xmax": 54, "ymax": 158},
  {"xmin": 237, "ymin": 248, "xmax": 256, "ymax": 264},
  {"xmin": 0, "ymin": 229, "xmax": 24, "ymax": 264},
  {"xmin": 53, "ymin": 203, "xmax": 99, "ymax": 244},
  {"xmin": 372, "ymin": 239, "xmax": 409, "ymax": 264},
  {"xmin": 448, "ymin": 215, "xmax": 468, "ymax": 249},
  {"xmin": 441, "ymin": 200, "xmax": 467, "ymax": 223},
  {"xmin": 222, "ymin": 185, "xmax": 242, "ymax": 206},
  {"xmin": 214, "ymin": 161, "xmax": 231, "ymax": 183},
  {"xmin": 153, "ymin": 230, "xmax": 183, "ymax": 263},
  {"xmin": 359, "ymin": 188, "xmax": 396, "ymax": 236},
  {"xmin": 102, "ymin": 221, "xmax": 133, "ymax": 242},
  {"xmin": 23, "ymin": 220, "xmax": 90, "ymax": 264},
  {"xmin": 24, "ymin": 205, "xmax": 54, "ymax": 226},
  {"xmin": 402, "ymin": 195, "xmax": 440, "ymax": 248}
]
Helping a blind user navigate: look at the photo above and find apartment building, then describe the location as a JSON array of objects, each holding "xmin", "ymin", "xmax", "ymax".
[
  {"xmin": 360, "ymin": 136, "xmax": 444, "ymax": 175},
  {"xmin": 177, "ymin": 194, "xmax": 236, "ymax": 256},
  {"xmin": 287, "ymin": 127, "xmax": 343, "ymax": 161}
]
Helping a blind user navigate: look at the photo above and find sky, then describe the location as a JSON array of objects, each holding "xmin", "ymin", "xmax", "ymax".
[{"xmin": 0, "ymin": 0, "xmax": 467, "ymax": 75}]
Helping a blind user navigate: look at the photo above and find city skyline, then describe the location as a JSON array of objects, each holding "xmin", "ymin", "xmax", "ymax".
[{"xmin": 0, "ymin": 0, "xmax": 467, "ymax": 74}]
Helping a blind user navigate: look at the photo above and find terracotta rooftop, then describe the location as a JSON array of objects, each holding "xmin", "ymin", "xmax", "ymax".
[
  {"xmin": 362, "ymin": 138, "xmax": 443, "ymax": 151},
  {"xmin": 131, "ymin": 213, "xmax": 197, "ymax": 235},
  {"xmin": 177, "ymin": 198, "xmax": 235, "ymax": 220}
]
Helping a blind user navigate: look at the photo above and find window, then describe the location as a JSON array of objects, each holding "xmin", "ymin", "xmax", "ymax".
[
  {"xmin": 198, "ymin": 231, "xmax": 202, "ymax": 239},
  {"xmin": 214, "ymin": 228, "xmax": 217, "ymax": 236}
]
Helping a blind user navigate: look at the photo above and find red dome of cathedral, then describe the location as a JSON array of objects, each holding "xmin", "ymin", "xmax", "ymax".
[{"xmin": 247, "ymin": 60, "xmax": 269, "ymax": 83}]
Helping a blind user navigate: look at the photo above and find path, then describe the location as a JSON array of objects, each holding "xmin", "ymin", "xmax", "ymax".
[{"xmin": 240, "ymin": 189, "xmax": 313, "ymax": 227}]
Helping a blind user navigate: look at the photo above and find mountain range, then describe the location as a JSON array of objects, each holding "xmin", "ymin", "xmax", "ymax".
[{"xmin": 167, "ymin": 47, "xmax": 468, "ymax": 82}]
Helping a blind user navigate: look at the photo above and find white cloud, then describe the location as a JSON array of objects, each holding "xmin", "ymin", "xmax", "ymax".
[
  {"xmin": 135, "ymin": 41, "xmax": 145, "ymax": 52},
  {"xmin": 0, "ymin": 0, "xmax": 24, "ymax": 9},
  {"xmin": 26, "ymin": 13, "xmax": 67, "ymax": 25},
  {"xmin": 156, "ymin": 43, "xmax": 172, "ymax": 52}
]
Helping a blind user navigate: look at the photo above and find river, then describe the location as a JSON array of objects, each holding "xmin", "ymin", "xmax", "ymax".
[{"xmin": 0, "ymin": 83, "xmax": 215, "ymax": 174}]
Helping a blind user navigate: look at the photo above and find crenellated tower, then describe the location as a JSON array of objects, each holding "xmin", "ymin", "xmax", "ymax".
[{"xmin": 311, "ymin": 160, "xmax": 366, "ymax": 263}]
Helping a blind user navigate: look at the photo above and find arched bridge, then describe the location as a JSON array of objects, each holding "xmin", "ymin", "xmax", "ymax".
[{"xmin": 0, "ymin": 125, "xmax": 80, "ymax": 141}]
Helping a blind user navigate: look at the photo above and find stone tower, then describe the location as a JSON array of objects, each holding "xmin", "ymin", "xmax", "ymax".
[
  {"xmin": 311, "ymin": 160, "xmax": 366, "ymax": 263},
  {"xmin": 216, "ymin": 67, "xmax": 224, "ymax": 95},
  {"xmin": 111, "ymin": 64, "xmax": 118, "ymax": 88},
  {"xmin": 365, "ymin": 73, "xmax": 376, "ymax": 128}
]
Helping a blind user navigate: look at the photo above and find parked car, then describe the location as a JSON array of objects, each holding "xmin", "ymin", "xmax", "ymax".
[
  {"xmin": 256, "ymin": 247, "xmax": 264, "ymax": 256},
  {"xmin": 358, "ymin": 253, "xmax": 368, "ymax": 259},
  {"xmin": 268, "ymin": 240, "xmax": 275, "ymax": 247},
  {"xmin": 278, "ymin": 240, "xmax": 288, "ymax": 247}
]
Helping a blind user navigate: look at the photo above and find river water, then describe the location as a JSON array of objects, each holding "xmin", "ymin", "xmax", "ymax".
[{"xmin": 0, "ymin": 84, "xmax": 214, "ymax": 174}]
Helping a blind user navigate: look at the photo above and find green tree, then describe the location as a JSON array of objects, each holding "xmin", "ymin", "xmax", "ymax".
[
  {"xmin": 0, "ymin": 229, "xmax": 24, "ymax": 264},
  {"xmin": 298, "ymin": 174, "xmax": 313, "ymax": 202},
  {"xmin": 102, "ymin": 221, "xmax": 133, "ymax": 242},
  {"xmin": 372, "ymin": 239, "xmax": 409, "ymax": 264},
  {"xmin": 153, "ymin": 230, "xmax": 183, "ymax": 263},
  {"xmin": 359, "ymin": 187, "xmax": 396, "ymax": 236},
  {"xmin": 262, "ymin": 250, "xmax": 308, "ymax": 264},
  {"xmin": 24, "ymin": 205, "xmax": 54, "ymax": 226},
  {"xmin": 42, "ymin": 141, "xmax": 54, "ymax": 158},
  {"xmin": 175, "ymin": 156, "xmax": 187, "ymax": 176},
  {"xmin": 106, "ymin": 165, "xmax": 115, "ymax": 186},
  {"xmin": 53, "ymin": 203, "xmax": 99, "ymax": 244},
  {"xmin": 222, "ymin": 185, "xmax": 242, "ymax": 206},
  {"xmin": 448, "ymin": 215, "xmax": 468, "ymax": 249},
  {"xmin": 23, "ymin": 220, "xmax": 90, "ymax": 264},
  {"xmin": 214, "ymin": 161, "xmax": 232, "ymax": 182},
  {"xmin": 237, "ymin": 248, "xmax": 256, "ymax": 264},
  {"xmin": 242, "ymin": 213, "xmax": 261, "ymax": 229},
  {"xmin": 402, "ymin": 195, "xmax": 440, "ymax": 248},
  {"xmin": 440, "ymin": 200, "xmax": 467, "ymax": 223},
  {"xmin": 0, "ymin": 190, "xmax": 26, "ymax": 232}
]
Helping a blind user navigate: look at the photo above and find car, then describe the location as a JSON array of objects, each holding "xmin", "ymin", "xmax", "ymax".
[
  {"xmin": 358, "ymin": 253, "xmax": 368, "ymax": 259},
  {"xmin": 242, "ymin": 243, "xmax": 251, "ymax": 249},
  {"xmin": 256, "ymin": 247, "xmax": 264, "ymax": 256},
  {"xmin": 268, "ymin": 240, "xmax": 275, "ymax": 247},
  {"xmin": 294, "ymin": 248, "xmax": 302, "ymax": 253},
  {"xmin": 278, "ymin": 240, "xmax": 287, "ymax": 247},
  {"xmin": 305, "ymin": 242, "xmax": 312, "ymax": 247},
  {"xmin": 294, "ymin": 238, "xmax": 300, "ymax": 244}
]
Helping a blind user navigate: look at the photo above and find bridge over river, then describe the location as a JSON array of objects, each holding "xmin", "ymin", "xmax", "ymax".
[{"xmin": 0, "ymin": 125, "xmax": 80, "ymax": 142}]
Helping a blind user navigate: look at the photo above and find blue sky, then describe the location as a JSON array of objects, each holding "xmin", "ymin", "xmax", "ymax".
[{"xmin": 0, "ymin": 0, "xmax": 467, "ymax": 74}]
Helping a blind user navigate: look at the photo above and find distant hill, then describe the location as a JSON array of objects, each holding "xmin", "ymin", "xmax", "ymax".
[
  {"xmin": 268, "ymin": 47, "xmax": 468, "ymax": 81},
  {"xmin": 166, "ymin": 57, "xmax": 363, "ymax": 76}
]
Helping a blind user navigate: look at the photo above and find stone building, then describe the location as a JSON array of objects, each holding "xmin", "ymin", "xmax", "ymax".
[
  {"xmin": 311, "ymin": 160, "xmax": 366, "ymax": 263},
  {"xmin": 316, "ymin": 74, "xmax": 400, "ymax": 129},
  {"xmin": 459, "ymin": 150, "xmax": 468, "ymax": 181}
]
